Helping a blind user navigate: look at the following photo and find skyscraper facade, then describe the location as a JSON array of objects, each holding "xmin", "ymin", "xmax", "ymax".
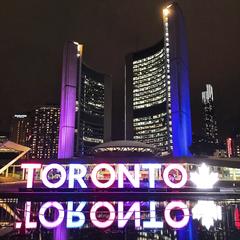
[
  {"xmin": 75, "ymin": 64, "xmax": 108, "ymax": 156},
  {"xmin": 58, "ymin": 41, "xmax": 112, "ymax": 158},
  {"xmin": 10, "ymin": 114, "xmax": 31, "ymax": 146},
  {"xmin": 235, "ymin": 134, "xmax": 240, "ymax": 157},
  {"xmin": 235, "ymin": 134, "xmax": 240, "ymax": 158},
  {"xmin": 30, "ymin": 106, "xmax": 60, "ymax": 159},
  {"xmin": 125, "ymin": 3, "xmax": 192, "ymax": 157},
  {"xmin": 201, "ymin": 84, "xmax": 218, "ymax": 144}
]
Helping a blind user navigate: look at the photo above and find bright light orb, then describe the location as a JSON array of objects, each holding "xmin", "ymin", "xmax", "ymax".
[
  {"xmin": 192, "ymin": 200, "xmax": 222, "ymax": 230},
  {"xmin": 190, "ymin": 163, "xmax": 218, "ymax": 189},
  {"xmin": 163, "ymin": 8, "xmax": 170, "ymax": 17}
]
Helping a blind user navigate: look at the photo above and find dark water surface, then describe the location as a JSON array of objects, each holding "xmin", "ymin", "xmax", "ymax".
[{"xmin": 0, "ymin": 197, "xmax": 240, "ymax": 240}]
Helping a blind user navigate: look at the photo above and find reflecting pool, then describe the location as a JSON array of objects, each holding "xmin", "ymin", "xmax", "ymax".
[{"xmin": 1, "ymin": 198, "xmax": 240, "ymax": 240}]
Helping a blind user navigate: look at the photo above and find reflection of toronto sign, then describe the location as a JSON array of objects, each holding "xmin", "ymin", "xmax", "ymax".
[{"xmin": 15, "ymin": 163, "xmax": 219, "ymax": 230}]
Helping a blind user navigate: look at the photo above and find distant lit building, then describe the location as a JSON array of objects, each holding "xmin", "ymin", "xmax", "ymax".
[
  {"xmin": 226, "ymin": 135, "xmax": 240, "ymax": 158},
  {"xmin": 226, "ymin": 138, "xmax": 234, "ymax": 158},
  {"xmin": 75, "ymin": 64, "xmax": 110, "ymax": 156},
  {"xmin": 0, "ymin": 132, "xmax": 8, "ymax": 143},
  {"xmin": 125, "ymin": 3, "xmax": 192, "ymax": 157},
  {"xmin": 201, "ymin": 84, "xmax": 218, "ymax": 144},
  {"xmin": 30, "ymin": 106, "xmax": 60, "ymax": 159},
  {"xmin": 10, "ymin": 114, "xmax": 31, "ymax": 146},
  {"xmin": 235, "ymin": 134, "xmax": 240, "ymax": 157}
]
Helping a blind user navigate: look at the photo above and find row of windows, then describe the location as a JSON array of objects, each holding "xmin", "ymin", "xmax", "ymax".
[
  {"xmin": 133, "ymin": 60, "xmax": 166, "ymax": 78},
  {"xmin": 132, "ymin": 46, "xmax": 168, "ymax": 111},
  {"xmin": 133, "ymin": 63, "xmax": 166, "ymax": 83},
  {"xmin": 79, "ymin": 75, "xmax": 104, "ymax": 117},
  {"xmin": 133, "ymin": 49, "xmax": 164, "ymax": 65},
  {"xmin": 83, "ymin": 136, "xmax": 103, "ymax": 144},
  {"xmin": 134, "ymin": 113, "xmax": 166, "ymax": 123},
  {"xmin": 133, "ymin": 77, "xmax": 166, "ymax": 96},
  {"xmin": 133, "ymin": 97, "xmax": 167, "ymax": 110},
  {"xmin": 134, "ymin": 127, "xmax": 169, "ymax": 137},
  {"xmin": 133, "ymin": 88, "xmax": 166, "ymax": 105},
  {"xmin": 133, "ymin": 83, "xmax": 166, "ymax": 100},
  {"xmin": 134, "ymin": 135, "xmax": 170, "ymax": 147},
  {"xmin": 133, "ymin": 79, "xmax": 166, "ymax": 97}
]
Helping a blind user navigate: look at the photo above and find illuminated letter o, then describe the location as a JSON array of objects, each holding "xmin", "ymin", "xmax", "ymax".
[
  {"xmin": 90, "ymin": 202, "xmax": 115, "ymax": 228},
  {"xmin": 41, "ymin": 164, "xmax": 66, "ymax": 188},
  {"xmin": 91, "ymin": 164, "xmax": 115, "ymax": 188},
  {"xmin": 163, "ymin": 164, "xmax": 187, "ymax": 188},
  {"xmin": 164, "ymin": 201, "xmax": 189, "ymax": 229},
  {"xmin": 39, "ymin": 202, "xmax": 64, "ymax": 229}
]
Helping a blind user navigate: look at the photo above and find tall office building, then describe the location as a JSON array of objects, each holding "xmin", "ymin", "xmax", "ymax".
[
  {"xmin": 125, "ymin": 3, "xmax": 192, "ymax": 157},
  {"xmin": 10, "ymin": 114, "xmax": 31, "ymax": 146},
  {"xmin": 59, "ymin": 41, "xmax": 112, "ymax": 158},
  {"xmin": 201, "ymin": 84, "xmax": 218, "ymax": 144},
  {"xmin": 30, "ymin": 106, "xmax": 60, "ymax": 159},
  {"xmin": 75, "ymin": 64, "xmax": 110, "ymax": 156}
]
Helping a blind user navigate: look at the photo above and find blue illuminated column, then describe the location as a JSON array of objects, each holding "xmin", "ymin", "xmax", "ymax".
[{"xmin": 163, "ymin": 3, "xmax": 192, "ymax": 157}]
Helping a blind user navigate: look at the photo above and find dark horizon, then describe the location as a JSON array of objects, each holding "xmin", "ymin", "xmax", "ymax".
[{"xmin": 0, "ymin": 0, "xmax": 240, "ymax": 140}]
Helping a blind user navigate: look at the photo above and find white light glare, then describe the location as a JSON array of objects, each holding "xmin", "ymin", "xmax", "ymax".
[
  {"xmin": 190, "ymin": 163, "xmax": 218, "ymax": 189},
  {"xmin": 192, "ymin": 201, "xmax": 222, "ymax": 230},
  {"xmin": 163, "ymin": 8, "xmax": 169, "ymax": 17},
  {"xmin": 163, "ymin": 4, "xmax": 172, "ymax": 17}
]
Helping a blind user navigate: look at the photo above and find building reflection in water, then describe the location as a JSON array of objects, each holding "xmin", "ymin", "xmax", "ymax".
[{"xmin": 0, "ymin": 199, "xmax": 240, "ymax": 240}]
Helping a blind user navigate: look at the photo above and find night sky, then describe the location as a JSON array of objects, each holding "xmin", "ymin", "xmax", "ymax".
[{"xmin": 0, "ymin": 0, "xmax": 240, "ymax": 140}]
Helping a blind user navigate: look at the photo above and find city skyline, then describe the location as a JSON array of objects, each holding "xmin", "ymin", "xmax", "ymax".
[
  {"xmin": 1, "ymin": 2, "xmax": 240, "ymax": 239},
  {"xmin": 0, "ymin": 0, "xmax": 240, "ymax": 140}
]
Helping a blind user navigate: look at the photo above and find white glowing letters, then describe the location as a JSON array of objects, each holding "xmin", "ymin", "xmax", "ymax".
[
  {"xmin": 163, "ymin": 164, "xmax": 188, "ymax": 189},
  {"xmin": 21, "ymin": 163, "xmax": 41, "ymax": 188},
  {"xmin": 143, "ymin": 201, "xmax": 163, "ymax": 228},
  {"xmin": 39, "ymin": 202, "xmax": 65, "ymax": 229},
  {"xmin": 164, "ymin": 201, "xmax": 190, "ymax": 229},
  {"xmin": 21, "ymin": 163, "xmax": 188, "ymax": 189},
  {"xmin": 41, "ymin": 164, "xmax": 66, "ymax": 188},
  {"xmin": 67, "ymin": 202, "xmax": 86, "ymax": 228},
  {"xmin": 118, "ymin": 164, "xmax": 140, "ymax": 188},
  {"xmin": 19, "ymin": 163, "xmax": 191, "ymax": 230},
  {"xmin": 91, "ymin": 163, "xmax": 115, "ymax": 188},
  {"xmin": 118, "ymin": 201, "xmax": 140, "ymax": 228},
  {"xmin": 18, "ymin": 162, "xmax": 220, "ymax": 230},
  {"xmin": 68, "ymin": 164, "xmax": 87, "ymax": 188},
  {"xmin": 90, "ymin": 201, "xmax": 115, "ymax": 228}
]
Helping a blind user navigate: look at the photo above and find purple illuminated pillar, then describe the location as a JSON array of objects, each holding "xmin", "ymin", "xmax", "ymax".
[
  {"xmin": 53, "ymin": 204, "xmax": 67, "ymax": 240},
  {"xmin": 55, "ymin": 42, "xmax": 82, "ymax": 240},
  {"xmin": 58, "ymin": 41, "xmax": 83, "ymax": 159}
]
